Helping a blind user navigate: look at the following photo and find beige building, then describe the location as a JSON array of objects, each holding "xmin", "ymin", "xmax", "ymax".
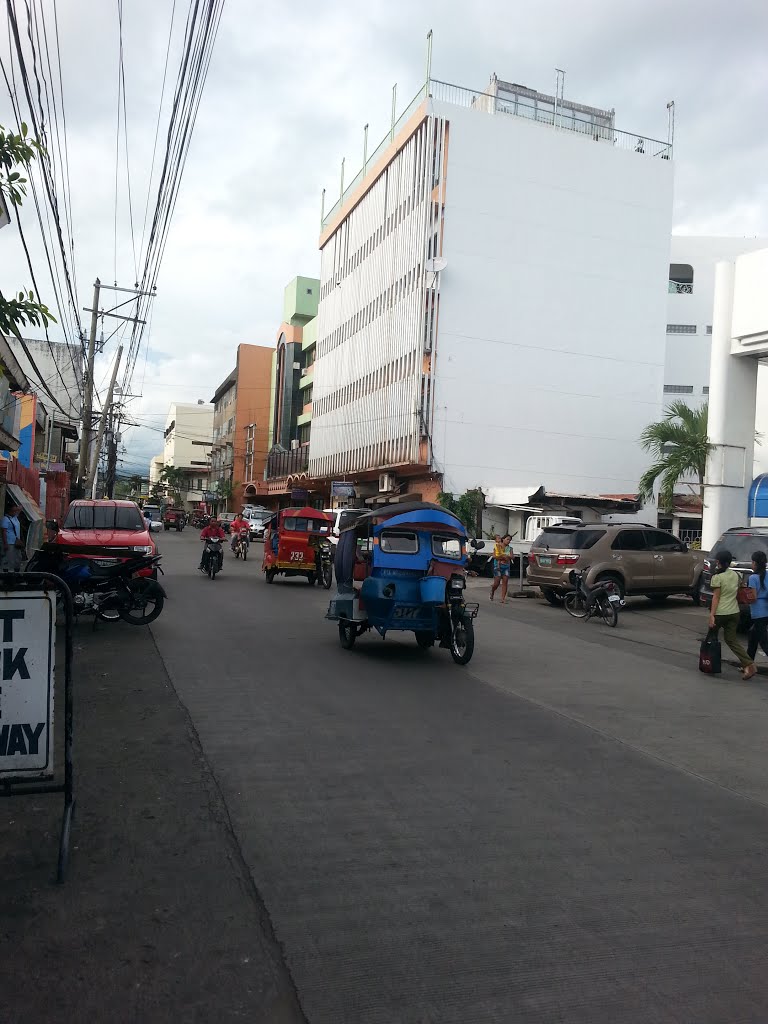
[{"xmin": 160, "ymin": 402, "xmax": 214, "ymax": 508}]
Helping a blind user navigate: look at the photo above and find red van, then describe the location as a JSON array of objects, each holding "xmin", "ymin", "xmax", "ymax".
[{"xmin": 54, "ymin": 500, "xmax": 158, "ymax": 576}]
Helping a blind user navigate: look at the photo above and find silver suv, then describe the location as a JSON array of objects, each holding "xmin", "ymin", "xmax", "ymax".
[{"xmin": 527, "ymin": 522, "xmax": 705, "ymax": 606}]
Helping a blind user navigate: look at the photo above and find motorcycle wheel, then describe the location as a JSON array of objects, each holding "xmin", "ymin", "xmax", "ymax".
[
  {"xmin": 119, "ymin": 579, "xmax": 165, "ymax": 625},
  {"xmin": 600, "ymin": 598, "xmax": 619, "ymax": 627},
  {"xmin": 339, "ymin": 620, "xmax": 357, "ymax": 649},
  {"xmin": 242, "ymin": 546, "xmax": 247, "ymax": 562},
  {"xmin": 564, "ymin": 593, "xmax": 588, "ymax": 619},
  {"xmin": 307, "ymin": 573, "xmax": 316, "ymax": 585},
  {"xmin": 321, "ymin": 563, "xmax": 333, "ymax": 589},
  {"xmin": 450, "ymin": 618, "xmax": 474, "ymax": 665}
]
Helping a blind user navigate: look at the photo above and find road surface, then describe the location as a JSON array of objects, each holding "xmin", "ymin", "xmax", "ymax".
[{"xmin": 149, "ymin": 530, "xmax": 768, "ymax": 1023}]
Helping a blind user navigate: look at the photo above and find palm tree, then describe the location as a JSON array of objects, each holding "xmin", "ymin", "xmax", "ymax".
[
  {"xmin": 638, "ymin": 400, "xmax": 712, "ymax": 511},
  {"xmin": 159, "ymin": 465, "xmax": 186, "ymax": 505}
]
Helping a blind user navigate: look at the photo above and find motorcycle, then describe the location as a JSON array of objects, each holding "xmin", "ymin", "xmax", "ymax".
[
  {"xmin": 563, "ymin": 568, "xmax": 622, "ymax": 627},
  {"xmin": 201, "ymin": 537, "xmax": 223, "ymax": 579},
  {"xmin": 27, "ymin": 544, "xmax": 167, "ymax": 625},
  {"xmin": 233, "ymin": 527, "xmax": 250, "ymax": 561},
  {"xmin": 316, "ymin": 540, "xmax": 333, "ymax": 589}
]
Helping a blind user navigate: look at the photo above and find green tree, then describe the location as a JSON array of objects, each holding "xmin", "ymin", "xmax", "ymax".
[
  {"xmin": 638, "ymin": 401, "xmax": 712, "ymax": 511},
  {"xmin": 149, "ymin": 481, "xmax": 165, "ymax": 503},
  {"xmin": 437, "ymin": 487, "xmax": 484, "ymax": 535},
  {"xmin": 0, "ymin": 123, "xmax": 55, "ymax": 340},
  {"xmin": 159, "ymin": 465, "xmax": 186, "ymax": 504}
]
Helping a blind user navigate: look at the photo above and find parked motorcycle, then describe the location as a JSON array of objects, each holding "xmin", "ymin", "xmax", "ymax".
[
  {"xmin": 27, "ymin": 544, "xmax": 167, "ymax": 625},
  {"xmin": 564, "ymin": 568, "xmax": 622, "ymax": 627},
  {"xmin": 316, "ymin": 540, "xmax": 333, "ymax": 589},
  {"xmin": 201, "ymin": 537, "xmax": 223, "ymax": 579},
  {"xmin": 233, "ymin": 528, "xmax": 250, "ymax": 561}
]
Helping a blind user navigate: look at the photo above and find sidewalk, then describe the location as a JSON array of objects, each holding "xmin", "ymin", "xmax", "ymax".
[{"xmin": 0, "ymin": 620, "xmax": 305, "ymax": 1024}]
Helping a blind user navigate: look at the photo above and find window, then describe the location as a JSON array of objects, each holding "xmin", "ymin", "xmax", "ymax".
[
  {"xmin": 432, "ymin": 535, "xmax": 462, "ymax": 560},
  {"xmin": 196, "ymin": 478, "xmax": 204, "ymax": 491},
  {"xmin": 666, "ymin": 324, "xmax": 697, "ymax": 334},
  {"xmin": 706, "ymin": 325, "xmax": 713, "ymax": 335},
  {"xmin": 703, "ymin": 386, "xmax": 710, "ymax": 395},
  {"xmin": 534, "ymin": 529, "xmax": 604, "ymax": 550},
  {"xmin": 668, "ymin": 263, "xmax": 693, "ymax": 294},
  {"xmin": 611, "ymin": 530, "xmax": 648, "ymax": 552},
  {"xmin": 379, "ymin": 530, "xmax": 419, "ymax": 554},
  {"xmin": 64, "ymin": 505, "xmax": 144, "ymax": 531},
  {"xmin": 645, "ymin": 530, "xmax": 685, "ymax": 553},
  {"xmin": 664, "ymin": 385, "xmax": 694, "ymax": 394}
]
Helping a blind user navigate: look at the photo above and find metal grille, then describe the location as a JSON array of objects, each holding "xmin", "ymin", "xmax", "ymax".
[
  {"xmin": 663, "ymin": 385, "xmax": 694, "ymax": 394},
  {"xmin": 666, "ymin": 324, "xmax": 697, "ymax": 334}
]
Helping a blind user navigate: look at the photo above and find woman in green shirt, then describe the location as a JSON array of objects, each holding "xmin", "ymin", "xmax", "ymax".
[{"xmin": 709, "ymin": 549, "xmax": 756, "ymax": 679}]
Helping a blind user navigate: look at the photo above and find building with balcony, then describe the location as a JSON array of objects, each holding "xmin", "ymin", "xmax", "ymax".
[
  {"xmin": 308, "ymin": 73, "xmax": 674, "ymax": 504},
  {"xmin": 260, "ymin": 276, "xmax": 320, "ymax": 504},
  {"xmin": 210, "ymin": 343, "xmax": 274, "ymax": 510}
]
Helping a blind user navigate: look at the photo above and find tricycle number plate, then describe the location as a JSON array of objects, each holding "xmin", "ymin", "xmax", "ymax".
[
  {"xmin": 608, "ymin": 594, "xmax": 620, "ymax": 603},
  {"xmin": 393, "ymin": 606, "xmax": 421, "ymax": 620},
  {"xmin": 289, "ymin": 551, "xmax": 304, "ymax": 561}
]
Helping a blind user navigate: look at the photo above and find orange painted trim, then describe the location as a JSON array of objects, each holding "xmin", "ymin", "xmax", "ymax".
[
  {"xmin": 276, "ymin": 322, "xmax": 303, "ymax": 345},
  {"xmin": 319, "ymin": 99, "xmax": 430, "ymax": 248}
]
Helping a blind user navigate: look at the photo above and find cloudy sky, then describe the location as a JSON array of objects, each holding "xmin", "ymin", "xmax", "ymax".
[{"xmin": 2, "ymin": 0, "xmax": 767, "ymax": 474}]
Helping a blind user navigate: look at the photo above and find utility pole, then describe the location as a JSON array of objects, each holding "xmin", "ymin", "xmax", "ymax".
[
  {"xmin": 77, "ymin": 277, "xmax": 101, "ymax": 487},
  {"xmin": 105, "ymin": 406, "xmax": 119, "ymax": 499},
  {"xmin": 87, "ymin": 345, "xmax": 122, "ymax": 497}
]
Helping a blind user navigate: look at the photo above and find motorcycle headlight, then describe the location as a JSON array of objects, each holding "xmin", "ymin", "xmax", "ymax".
[{"xmin": 450, "ymin": 576, "xmax": 466, "ymax": 591}]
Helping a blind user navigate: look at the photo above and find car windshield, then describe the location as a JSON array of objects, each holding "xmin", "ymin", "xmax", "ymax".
[
  {"xmin": 64, "ymin": 505, "xmax": 145, "ymax": 531},
  {"xmin": 712, "ymin": 533, "xmax": 768, "ymax": 563},
  {"xmin": 534, "ymin": 528, "xmax": 605, "ymax": 551}
]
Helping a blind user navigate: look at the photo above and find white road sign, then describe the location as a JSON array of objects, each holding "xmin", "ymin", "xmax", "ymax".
[{"xmin": 0, "ymin": 592, "xmax": 55, "ymax": 779}]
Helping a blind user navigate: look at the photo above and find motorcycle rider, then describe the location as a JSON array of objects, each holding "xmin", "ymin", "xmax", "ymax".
[
  {"xmin": 230, "ymin": 510, "xmax": 250, "ymax": 552},
  {"xmin": 199, "ymin": 517, "xmax": 226, "ymax": 572}
]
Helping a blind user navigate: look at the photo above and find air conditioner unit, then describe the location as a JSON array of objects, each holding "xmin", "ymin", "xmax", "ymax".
[
  {"xmin": 291, "ymin": 439, "xmax": 300, "ymax": 450},
  {"xmin": 379, "ymin": 472, "xmax": 395, "ymax": 493}
]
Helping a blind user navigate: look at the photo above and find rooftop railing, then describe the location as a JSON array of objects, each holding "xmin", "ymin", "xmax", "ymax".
[{"xmin": 321, "ymin": 79, "xmax": 672, "ymax": 231}]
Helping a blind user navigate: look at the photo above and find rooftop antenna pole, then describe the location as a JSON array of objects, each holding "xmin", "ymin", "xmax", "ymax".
[
  {"xmin": 666, "ymin": 100, "xmax": 675, "ymax": 155},
  {"xmin": 425, "ymin": 29, "xmax": 433, "ymax": 94},
  {"xmin": 339, "ymin": 157, "xmax": 345, "ymax": 202},
  {"xmin": 320, "ymin": 187, "xmax": 326, "ymax": 230},
  {"xmin": 555, "ymin": 68, "xmax": 565, "ymax": 127},
  {"xmin": 390, "ymin": 83, "xmax": 397, "ymax": 142},
  {"xmin": 363, "ymin": 123, "xmax": 369, "ymax": 177}
]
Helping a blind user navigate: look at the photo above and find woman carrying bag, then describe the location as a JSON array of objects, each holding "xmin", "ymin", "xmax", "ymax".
[
  {"xmin": 709, "ymin": 549, "xmax": 756, "ymax": 680},
  {"xmin": 747, "ymin": 550, "xmax": 768, "ymax": 664}
]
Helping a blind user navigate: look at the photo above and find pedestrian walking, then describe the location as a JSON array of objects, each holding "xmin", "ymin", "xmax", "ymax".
[
  {"xmin": 746, "ymin": 549, "xmax": 768, "ymax": 665},
  {"xmin": 1, "ymin": 502, "xmax": 25, "ymax": 571},
  {"xmin": 709, "ymin": 549, "xmax": 756, "ymax": 679},
  {"xmin": 490, "ymin": 533, "xmax": 513, "ymax": 605}
]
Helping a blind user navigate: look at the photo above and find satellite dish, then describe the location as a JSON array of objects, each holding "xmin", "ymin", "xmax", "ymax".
[{"xmin": 425, "ymin": 257, "xmax": 447, "ymax": 273}]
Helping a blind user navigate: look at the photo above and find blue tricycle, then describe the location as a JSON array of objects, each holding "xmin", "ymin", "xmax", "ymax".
[{"xmin": 326, "ymin": 502, "xmax": 479, "ymax": 664}]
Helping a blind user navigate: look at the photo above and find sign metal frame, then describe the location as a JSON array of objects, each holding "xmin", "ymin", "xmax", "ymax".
[{"xmin": 0, "ymin": 571, "xmax": 75, "ymax": 882}]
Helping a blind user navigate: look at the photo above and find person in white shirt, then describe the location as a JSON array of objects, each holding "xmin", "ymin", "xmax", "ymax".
[{"xmin": 1, "ymin": 503, "xmax": 24, "ymax": 571}]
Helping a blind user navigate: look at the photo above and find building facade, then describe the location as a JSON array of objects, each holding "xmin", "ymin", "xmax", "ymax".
[
  {"xmin": 210, "ymin": 343, "xmax": 273, "ymax": 510},
  {"xmin": 309, "ymin": 75, "xmax": 674, "ymax": 504},
  {"xmin": 161, "ymin": 402, "xmax": 214, "ymax": 508},
  {"xmin": 260, "ymin": 276, "xmax": 320, "ymax": 503}
]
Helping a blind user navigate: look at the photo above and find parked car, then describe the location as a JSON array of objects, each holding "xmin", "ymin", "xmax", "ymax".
[
  {"xmin": 51, "ymin": 500, "xmax": 158, "ymax": 578},
  {"xmin": 245, "ymin": 510, "xmax": 271, "ymax": 540},
  {"xmin": 218, "ymin": 512, "xmax": 236, "ymax": 534},
  {"xmin": 323, "ymin": 507, "xmax": 367, "ymax": 545},
  {"xmin": 700, "ymin": 525, "xmax": 768, "ymax": 627},
  {"xmin": 527, "ymin": 522, "xmax": 705, "ymax": 605}
]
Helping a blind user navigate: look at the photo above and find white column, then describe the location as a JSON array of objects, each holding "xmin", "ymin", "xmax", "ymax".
[{"xmin": 702, "ymin": 260, "xmax": 758, "ymax": 549}]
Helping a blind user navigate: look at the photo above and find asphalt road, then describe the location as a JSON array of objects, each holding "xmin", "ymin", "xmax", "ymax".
[{"xmin": 150, "ymin": 530, "xmax": 768, "ymax": 1023}]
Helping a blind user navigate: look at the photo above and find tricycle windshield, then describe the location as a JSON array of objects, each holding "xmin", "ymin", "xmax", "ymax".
[{"xmin": 432, "ymin": 535, "xmax": 463, "ymax": 560}]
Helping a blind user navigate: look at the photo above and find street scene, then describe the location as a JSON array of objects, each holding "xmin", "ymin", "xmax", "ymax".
[{"xmin": 2, "ymin": 0, "xmax": 768, "ymax": 1021}]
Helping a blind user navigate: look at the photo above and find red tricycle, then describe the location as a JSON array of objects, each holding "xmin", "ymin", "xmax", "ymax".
[{"xmin": 262, "ymin": 507, "xmax": 333, "ymax": 586}]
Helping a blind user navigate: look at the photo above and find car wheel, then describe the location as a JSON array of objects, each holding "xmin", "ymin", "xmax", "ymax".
[
  {"xmin": 595, "ymin": 573, "xmax": 624, "ymax": 602},
  {"xmin": 541, "ymin": 588, "xmax": 564, "ymax": 607},
  {"xmin": 690, "ymin": 577, "xmax": 703, "ymax": 606}
]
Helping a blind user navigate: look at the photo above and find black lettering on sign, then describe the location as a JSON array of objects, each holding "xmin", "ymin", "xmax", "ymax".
[
  {"xmin": 0, "ymin": 722, "xmax": 44, "ymax": 757},
  {"xmin": 0, "ymin": 609, "xmax": 24, "ymax": 643},
  {"xmin": 2, "ymin": 647, "xmax": 29, "ymax": 680}
]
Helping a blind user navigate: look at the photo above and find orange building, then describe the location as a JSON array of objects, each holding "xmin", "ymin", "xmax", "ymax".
[{"xmin": 210, "ymin": 343, "xmax": 273, "ymax": 511}]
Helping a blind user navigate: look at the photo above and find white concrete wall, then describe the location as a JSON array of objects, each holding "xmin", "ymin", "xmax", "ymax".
[
  {"xmin": 664, "ymin": 237, "xmax": 768, "ymax": 408},
  {"xmin": 163, "ymin": 403, "xmax": 213, "ymax": 471},
  {"xmin": 430, "ymin": 101, "xmax": 674, "ymax": 497},
  {"xmin": 9, "ymin": 337, "xmax": 82, "ymax": 425}
]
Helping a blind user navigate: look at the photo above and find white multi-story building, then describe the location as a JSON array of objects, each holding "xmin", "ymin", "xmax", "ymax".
[
  {"xmin": 309, "ymin": 75, "xmax": 674, "ymax": 502},
  {"xmin": 161, "ymin": 402, "xmax": 213, "ymax": 507},
  {"xmin": 664, "ymin": 236, "xmax": 768, "ymax": 407}
]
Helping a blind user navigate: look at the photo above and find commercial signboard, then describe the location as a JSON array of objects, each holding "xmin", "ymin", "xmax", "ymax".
[
  {"xmin": 0, "ymin": 592, "xmax": 55, "ymax": 780},
  {"xmin": 331, "ymin": 481, "xmax": 356, "ymax": 499},
  {"xmin": 290, "ymin": 488, "xmax": 309, "ymax": 503}
]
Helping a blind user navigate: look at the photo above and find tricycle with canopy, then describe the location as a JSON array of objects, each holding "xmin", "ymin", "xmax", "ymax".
[
  {"xmin": 326, "ymin": 502, "xmax": 479, "ymax": 664},
  {"xmin": 262, "ymin": 506, "xmax": 333, "ymax": 586}
]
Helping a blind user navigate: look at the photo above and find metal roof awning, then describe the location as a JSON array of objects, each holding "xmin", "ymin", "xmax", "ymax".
[{"xmin": 7, "ymin": 483, "xmax": 43, "ymax": 523}]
